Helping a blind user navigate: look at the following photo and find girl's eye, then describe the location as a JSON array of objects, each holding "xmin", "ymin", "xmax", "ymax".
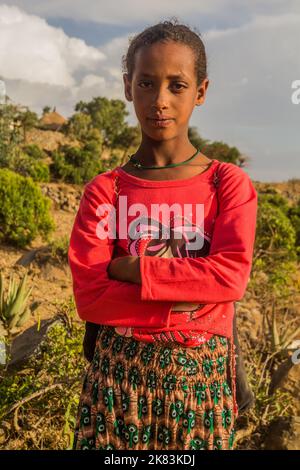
[
  {"xmin": 173, "ymin": 83, "xmax": 185, "ymax": 90},
  {"xmin": 139, "ymin": 81, "xmax": 150, "ymax": 87},
  {"xmin": 138, "ymin": 81, "xmax": 186, "ymax": 91}
]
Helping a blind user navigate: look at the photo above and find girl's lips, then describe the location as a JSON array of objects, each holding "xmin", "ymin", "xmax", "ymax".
[{"xmin": 149, "ymin": 118, "xmax": 174, "ymax": 128}]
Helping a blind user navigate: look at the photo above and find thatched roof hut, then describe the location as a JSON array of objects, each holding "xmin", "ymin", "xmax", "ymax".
[{"xmin": 39, "ymin": 111, "xmax": 67, "ymax": 131}]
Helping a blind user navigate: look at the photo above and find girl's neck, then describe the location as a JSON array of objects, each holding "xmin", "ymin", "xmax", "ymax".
[
  {"xmin": 120, "ymin": 147, "xmax": 213, "ymax": 182},
  {"xmin": 133, "ymin": 139, "xmax": 197, "ymax": 167}
]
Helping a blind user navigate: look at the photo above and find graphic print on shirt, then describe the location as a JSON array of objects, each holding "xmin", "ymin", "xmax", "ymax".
[
  {"xmin": 127, "ymin": 214, "xmax": 211, "ymax": 259},
  {"xmin": 114, "ymin": 212, "xmax": 212, "ymax": 338}
]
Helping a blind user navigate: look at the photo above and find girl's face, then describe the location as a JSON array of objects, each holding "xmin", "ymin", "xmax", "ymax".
[{"xmin": 123, "ymin": 40, "xmax": 209, "ymax": 141}]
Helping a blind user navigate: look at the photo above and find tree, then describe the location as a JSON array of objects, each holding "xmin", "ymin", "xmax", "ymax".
[
  {"xmin": 0, "ymin": 104, "xmax": 23, "ymax": 167},
  {"xmin": 114, "ymin": 125, "xmax": 141, "ymax": 164},
  {"xmin": 63, "ymin": 112, "xmax": 93, "ymax": 141},
  {"xmin": 188, "ymin": 126, "xmax": 208, "ymax": 150},
  {"xmin": 74, "ymin": 97, "xmax": 129, "ymax": 149},
  {"xmin": 188, "ymin": 126, "xmax": 244, "ymax": 167},
  {"xmin": 42, "ymin": 106, "xmax": 51, "ymax": 115},
  {"xmin": 200, "ymin": 141, "xmax": 242, "ymax": 166},
  {"xmin": 19, "ymin": 110, "xmax": 38, "ymax": 143}
]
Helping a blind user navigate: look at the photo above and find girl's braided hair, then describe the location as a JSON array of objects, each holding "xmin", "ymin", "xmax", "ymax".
[{"xmin": 122, "ymin": 17, "xmax": 208, "ymax": 87}]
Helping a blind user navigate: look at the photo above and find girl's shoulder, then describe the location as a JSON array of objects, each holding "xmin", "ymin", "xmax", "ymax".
[
  {"xmin": 85, "ymin": 167, "xmax": 118, "ymax": 188},
  {"xmin": 214, "ymin": 161, "xmax": 258, "ymax": 208},
  {"xmin": 80, "ymin": 168, "xmax": 119, "ymax": 206},
  {"xmin": 215, "ymin": 160, "xmax": 255, "ymax": 187}
]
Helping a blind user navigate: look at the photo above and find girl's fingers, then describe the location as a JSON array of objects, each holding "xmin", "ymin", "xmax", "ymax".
[{"xmin": 171, "ymin": 302, "xmax": 201, "ymax": 312}]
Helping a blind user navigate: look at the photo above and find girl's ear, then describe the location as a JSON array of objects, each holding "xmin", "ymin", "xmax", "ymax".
[
  {"xmin": 195, "ymin": 78, "xmax": 209, "ymax": 106},
  {"xmin": 123, "ymin": 73, "xmax": 133, "ymax": 102}
]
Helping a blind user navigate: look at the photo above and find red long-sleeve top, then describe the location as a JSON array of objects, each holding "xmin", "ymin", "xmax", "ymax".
[{"xmin": 68, "ymin": 159, "xmax": 258, "ymax": 346}]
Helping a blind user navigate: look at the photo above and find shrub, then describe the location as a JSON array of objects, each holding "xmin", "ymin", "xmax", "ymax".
[
  {"xmin": 259, "ymin": 192, "xmax": 290, "ymax": 214},
  {"xmin": 50, "ymin": 144, "xmax": 103, "ymax": 184},
  {"xmin": 287, "ymin": 198, "xmax": 300, "ymax": 256},
  {"xmin": 22, "ymin": 144, "xmax": 46, "ymax": 160},
  {"xmin": 12, "ymin": 151, "xmax": 50, "ymax": 182},
  {"xmin": 1, "ymin": 142, "xmax": 50, "ymax": 183},
  {"xmin": 0, "ymin": 169, "xmax": 55, "ymax": 248},
  {"xmin": 258, "ymin": 193, "xmax": 300, "ymax": 256},
  {"xmin": 255, "ymin": 200, "xmax": 296, "ymax": 259},
  {"xmin": 251, "ymin": 194, "xmax": 298, "ymax": 298},
  {"xmin": 49, "ymin": 235, "xmax": 70, "ymax": 263}
]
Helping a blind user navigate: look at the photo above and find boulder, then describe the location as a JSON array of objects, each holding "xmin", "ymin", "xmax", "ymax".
[{"xmin": 5, "ymin": 317, "xmax": 63, "ymax": 373}]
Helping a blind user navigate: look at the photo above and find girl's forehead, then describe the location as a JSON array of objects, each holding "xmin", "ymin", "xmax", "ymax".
[
  {"xmin": 136, "ymin": 41, "xmax": 193, "ymax": 58},
  {"xmin": 134, "ymin": 43, "xmax": 195, "ymax": 76}
]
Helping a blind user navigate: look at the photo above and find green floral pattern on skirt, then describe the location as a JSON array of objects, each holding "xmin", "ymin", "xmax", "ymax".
[{"xmin": 73, "ymin": 325, "xmax": 237, "ymax": 450}]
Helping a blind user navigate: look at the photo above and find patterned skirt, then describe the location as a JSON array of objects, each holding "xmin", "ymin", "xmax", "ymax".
[{"xmin": 73, "ymin": 325, "xmax": 237, "ymax": 450}]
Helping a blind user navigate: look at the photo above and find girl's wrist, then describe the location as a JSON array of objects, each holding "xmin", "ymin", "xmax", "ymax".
[
  {"xmin": 107, "ymin": 255, "xmax": 141, "ymax": 284},
  {"xmin": 127, "ymin": 256, "xmax": 141, "ymax": 284}
]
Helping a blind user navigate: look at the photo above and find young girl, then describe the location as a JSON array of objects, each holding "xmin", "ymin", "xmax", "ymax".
[{"xmin": 68, "ymin": 19, "xmax": 258, "ymax": 451}]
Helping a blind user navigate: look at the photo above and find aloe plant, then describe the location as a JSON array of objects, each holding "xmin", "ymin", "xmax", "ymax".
[
  {"xmin": 0, "ymin": 270, "xmax": 33, "ymax": 333},
  {"xmin": 272, "ymin": 313, "xmax": 300, "ymax": 352},
  {"xmin": 269, "ymin": 302, "xmax": 300, "ymax": 354},
  {"xmin": 262, "ymin": 300, "xmax": 300, "ymax": 396}
]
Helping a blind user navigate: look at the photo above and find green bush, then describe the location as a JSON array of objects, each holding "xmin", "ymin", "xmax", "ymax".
[
  {"xmin": 259, "ymin": 192, "xmax": 290, "ymax": 214},
  {"xmin": 0, "ymin": 169, "xmax": 55, "ymax": 248},
  {"xmin": 12, "ymin": 152, "xmax": 50, "ymax": 182},
  {"xmin": 22, "ymin": 144, "xmax": 46, "ymax": 160},
  {"xmin": 251, "ymin": 195, "xmax": 298, "ymax": 297},
  {"xmin": 49, "ymin": 235, "xmax": 70, "ymax": 263},
  {"xmin": 287, "ymin": 198, "xmax": 300, "ymax": 255},
  {"xmin": 258, "ymin": 193, "xmax": 300, "ymax": 255},
  {"xmin": 50, "ymin": 144, "xmax": 103, "ymax": 184},
  {"xmin": 255, "ymin": 199, "xmax": 296, "ymax": 258},
  {"xmin": 1, "ymin": 142, "xmax": 50, "ymax": 182}
]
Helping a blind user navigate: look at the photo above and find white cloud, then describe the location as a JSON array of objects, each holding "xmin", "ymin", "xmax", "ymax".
[
  {"xmin": 4, "ymin": 0, "xmax": 300, "ymax": 25},
  {"xmin": 0, "ymin": 4, "xmax": 105, "ymax": 87},
  {"xmin": 201, "ymin": 13, "xmax": 300, "ymax": 127},
  {"xmin": 1, "ymin": 0, "xmax": 225, "ymax": 24},
  {"xmin": 80, "ymin": 74, "xmax": 106, "ymax": 88},
  {"xmin": 0, "ymin": 5, "xmax": 131, "ymax": 116}
]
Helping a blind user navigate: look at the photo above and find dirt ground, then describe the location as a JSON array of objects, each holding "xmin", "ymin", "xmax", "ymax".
[{"xmin": 0, "ymin": 207, "xmax": 77, "ymax": 333}]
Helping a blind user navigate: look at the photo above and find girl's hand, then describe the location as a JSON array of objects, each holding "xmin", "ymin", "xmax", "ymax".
[
  {"xmin": 107, "ymin": 256, "xmax": 141, "ymax": 284},
  {"xmin": 171, "ymin": 302, "xmax": 202, "ymax": 312},
  {"xmin": 107, "ymin": 256, "xmax": 202, "ymax": 311}
]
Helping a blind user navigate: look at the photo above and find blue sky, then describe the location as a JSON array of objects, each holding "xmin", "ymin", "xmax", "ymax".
[{"xmin": 0, "ymin": 1, "xmax": 299, "ymax": 182}]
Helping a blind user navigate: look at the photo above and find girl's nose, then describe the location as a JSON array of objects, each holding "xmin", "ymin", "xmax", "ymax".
[{"xmin": 151, "ymin": 86, "xmax": 169, "ymax": 109}]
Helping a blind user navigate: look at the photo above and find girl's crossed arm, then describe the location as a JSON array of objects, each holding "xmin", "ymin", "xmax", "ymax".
[
  {"xmin": 68, "ymin": 176, "xmax": 174, "ymax": 328},
  {"xmin": 108, "ymin": 163, "xmax": 258, "ymax": 306}
]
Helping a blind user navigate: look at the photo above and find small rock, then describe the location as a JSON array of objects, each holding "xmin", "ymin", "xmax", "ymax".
[
  {"xmin": 6, "ymin": 317, "xmax": 63, "ymax": 372},
  {"xmin": 15, "ymin": 249, "xmax": 40, "ymax": 267}
]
